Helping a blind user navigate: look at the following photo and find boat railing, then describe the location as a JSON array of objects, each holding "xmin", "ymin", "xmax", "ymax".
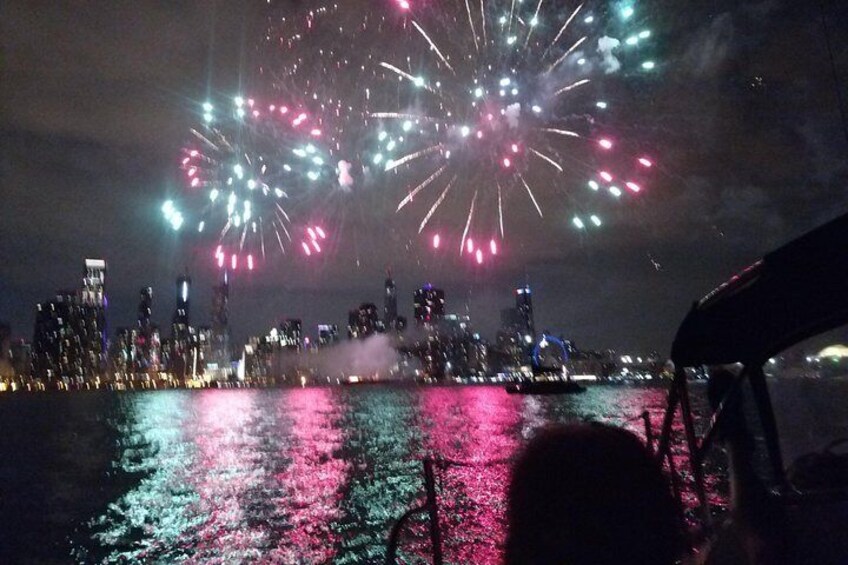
[{"xmin": 385, "ymin": 413, "xmax": 660, "ymax": 564}]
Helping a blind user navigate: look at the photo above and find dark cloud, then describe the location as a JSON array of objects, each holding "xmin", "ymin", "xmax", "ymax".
[{"xmin": 1, "ymin": 0, "xmax": 847, "ymax": 354}]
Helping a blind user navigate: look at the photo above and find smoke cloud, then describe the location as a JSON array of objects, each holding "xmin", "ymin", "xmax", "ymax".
[
  {"xmin": 505, "ymin": 103, "xmax": 521, "ymax": 129},
  {"xmin": 597, "ymin": 36, "xmax": 621, "ymax": 74},
  {"xmin": 337, "ymin": 159, "xmax": 354, "ymax": 190},
  {"xmin": 274, "ymin": 334, "xmax": 403, "ymax": 379}
]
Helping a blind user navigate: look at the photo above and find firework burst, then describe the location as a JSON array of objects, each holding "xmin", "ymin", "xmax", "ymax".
[
  {"xmin": 369, "ymin": 0, "xmax": 658, "ymax": 262},
  {"xmin": 171, "ymin": 95, "xmax": 335, "ymax": 268}
]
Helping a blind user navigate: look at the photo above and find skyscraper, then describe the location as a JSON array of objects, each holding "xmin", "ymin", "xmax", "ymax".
[
  {"xmin": 81, "ymin": 259, "xmax": 106, "ymax": 307},
  {"xmin": 135, "ymin": 287, "xmax": 158, "ymax": 373},
  {"xmin": 318, "ymin": 324, "xmax": 339, "ymax": 347},
  {"xmin": 384, "ymin": 271, "xmax": 398, "ymax": 329},
  {"xmin": 210, "ymin": 271, "xmax": 230, "ymax": 371},
  {"xmin": 172, "ymin": 275, "xmax": 191, "ymax": 336},
  {"xmin": 516, "ymin": 285, "xmax": 535, "ymax": 339},
  {"xmin": 169, "ymin": 274, "xmax": 194, "ymax": 378},
  {"xmin": 414, "ymin": 284, "xmax": 445, "ymax": 326},
  {"xmin": 80, "ymin": 259, "xmax": 107, "ymax": 376},
  {"xmin": 348, "ymin": 303, "xmax": 382, "ymax": 339},
  {"xmin": 279, "ymin": 319, "xmax": 303, "ymax": 351}
]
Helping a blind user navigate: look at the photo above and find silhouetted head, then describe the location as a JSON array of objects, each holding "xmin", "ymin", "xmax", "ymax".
[{"xmin": 505, "ymin": 423, "xmax": 682, "ymax": 565}]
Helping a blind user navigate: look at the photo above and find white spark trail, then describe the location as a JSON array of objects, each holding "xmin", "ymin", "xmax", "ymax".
[
  {"xmin": 543, "ymin": 3, "xmax": 583, "ymax": 58},
  {"xmin": 553, "ymin": 78, "xmax": 590, "ymax": 96},
  {"xmin": 385, "ymin": 144, "xmax": 441, "ymax": 172},
  {"xmin": 370, "ymin": 112, "xmax": 439, "ymax": 122},
  {"xmin": 497, "ymin": 181, "xmax": 505, "ymax": 239},
  {"xmin": 546, "ymin": 36, "xmax": 587, "ymax": 74},
  {"xmin": 479, "ymin": 0, "xmax": 487, "ymax": 45},
  {"xmin": 529, "ymin": 147, "xmax": 564, "ymax": 172},
  {"xmin": 260, "ymin": 218, "xmax": 266, "ymax": 259},
  {"xmin": 541, "ymin": 128, "xmax": 581, "ymax": 138},
  {"xmin": 379, "ymin": 62, "xmax": 438, "ymax": 93},
  {"xmin": 508, "ymin": 0, "xmax": 516, "ymax": 34},
  {"xmin": 459, "ymin": 189, "xmax": 479, "ymax": 253},
  {"xmin": 523, "ymin": 0, "xmax": 545, "ymax": 49},
  {"xmin": 464, "ymin": 0, "xmax": 480, "ymax": 52},
  {"xmin": 274, "ymin": 227, "xmax": 286, "ymax": 255},
  {"xmin": 398, "ymin": 165, "xmax": 447, "ymax": 211},
  {"xmin": 418, "ymin": 176, "xmax": 456, "ymax": 233},
  {"xmin": 275, "ymin": 203, "xmax": 292, "ymax": 227},
  {"xmin": 519, "ymin": 174, "xmax": 544, "ymax": 218},
  {"xmin": 411, "ymin": 21, "xmax": 455, "ymax": 74}
]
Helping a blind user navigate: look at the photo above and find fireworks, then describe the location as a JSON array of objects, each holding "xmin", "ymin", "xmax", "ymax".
[
  {"xmin": 174, "ymin": 95, "xmax": 336, "ymax": 268},
  {"xmin": 368, "ymin": 0, "xmax": 657, "ymax": 262}
]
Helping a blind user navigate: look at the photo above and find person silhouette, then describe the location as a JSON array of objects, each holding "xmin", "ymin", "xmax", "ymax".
[{"xmin": 505, "ymin": 423, "xmax": 682, "ymax": 565}]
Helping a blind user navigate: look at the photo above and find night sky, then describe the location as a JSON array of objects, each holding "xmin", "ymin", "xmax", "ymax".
[{"xmin": 1, "ymin": 0, "xmax": 847, "ymax": 353}]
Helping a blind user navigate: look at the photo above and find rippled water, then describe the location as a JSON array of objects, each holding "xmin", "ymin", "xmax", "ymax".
[{"xmin": 0, "ymin": 384, "xmax": 711, "ymax": 564}]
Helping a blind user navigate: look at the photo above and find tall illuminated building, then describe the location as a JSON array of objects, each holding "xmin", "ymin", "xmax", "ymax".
[
  {"xmin": 414, "ymin": 284, "xmax": 445, "ymax": 326},
  {"xmin": 135, "ymin": 287, "xmax": 159, "ymax": 372},
  {"xmin": 280, "ymin": 319, "xmax": 303, "ymax": 351},
  {"xmin": 516, "ymin": 285, "xmax": 535, "ymax": 339},
  {"xmin": 81, "ymin": 259, "xmax": 106, "ymax": 307},
  {"xmin": 172, "ymin": 275, "xmax": 191, "ymax": 336},
  {"xmin": 318, "ymin": 324, "xmax": 339, "ymax": 347},
  {"xmin": 384, "ymin": 271, "xmax": 398, "ymax": 329},
  {"xmin": 210, "ymin": 271, "xmax": 230, "ymax": 371},
  {"xmin": 79, "ymin": 259, "xmax": 107, "ymax": 377},
  {"xmin": 348, "ymin": 303, "xmax": 382, "ymax": 339},
  {"xmin": 169, "ymin": 274, "xmax": 194, "ymax": 378}
]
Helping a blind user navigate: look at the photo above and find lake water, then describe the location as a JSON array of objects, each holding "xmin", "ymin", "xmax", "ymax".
[{"xmin": 0, "ymin": 384, "xmax": 713, "ymax": 564}]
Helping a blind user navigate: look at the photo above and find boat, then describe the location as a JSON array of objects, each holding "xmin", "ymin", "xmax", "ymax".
[
  {"xmin": 656, "ymin": 211, "xmax": 848, "ymax": 564},
  {"xmin": 505, "ymin": 379, "xmax": 585, "ymax": 395}
]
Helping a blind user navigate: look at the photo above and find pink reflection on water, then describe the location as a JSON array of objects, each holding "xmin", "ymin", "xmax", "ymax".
[
  {"xmin": 269, "ymin": 388, "xmax": 347, "ymax": 562},
  {"xmin": 189, "ymin": 391, "xmax": 266, "ymax": 560},
  {"xmin": 421, "ymin": 387, "xmax": 523, "ymax": 563}
]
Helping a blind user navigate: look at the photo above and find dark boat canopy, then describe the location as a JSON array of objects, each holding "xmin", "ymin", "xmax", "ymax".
[{"xmin": 671, "ymin": 212, "xmax": 848, "ymax": 367}]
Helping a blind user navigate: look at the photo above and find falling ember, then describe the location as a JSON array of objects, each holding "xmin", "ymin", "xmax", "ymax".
[
  {"xmin": 626, "ymin": 182, "xmax": 641, "ymax": 193},
  {"xmin": 189, "ymin": 150, "xmax": 199, "ymax": 158},
  {"xmin": 598, "ymin": 139, "xmax": 613, "ymax": 150},
  {"xmin": 302, "ymin": 242, "xmax": 312, "ymax": 255},
  {"xmin": 310, "ymin": 128, "xmax": 322, "ymax": 137},
  {"xmin": 599, "ymin": 171, "xmax": 614, "ymax": 182},
  {"xmin": 217, "ymin": 254, "xmax": 225, "ymax": 268},
  {"xmin": 511, "ymin": 143, "xmax": 519, "ymax": 153},
  {"xmin": 475, "ymin": 249, "xmax": 483, "ymax": 264},
  {"xmin": 433, "ymin": 234, "xmax": 441, "ymax": 248},
  {"xmin": 307, "ymin": 227, "xmax": 317, "ymax": 240},
  {"xmin": 231, "ymin": 254, "xmax": 238, "ymax": 270},
  {"xmin": 503, "ymin": 157, "xmax": 512, "ymax": 168},
  {"xmin": 315, "ymin": 226, "xmax": 326, "ymax": 239},
  {"xmin": 466, "ymin": 238, "xmax": 474, "ymax": 253},
  {"xmin": 490, "ymin": 239, "xmax": 498, "ymax": 255},
  {"xmin": 311, "ymin": 240, "xmax": 321, "ymax": 252},
  {"xmin": 190, "ymin": 178, "xmax": 200, "ymax": 188},
  {"xmin": 638, "ymin": 157, "xmax": 653, "ymax": 167},
  {"xmin": 247, "ymin": 254, "xmax": 254, "ymax": 270}
]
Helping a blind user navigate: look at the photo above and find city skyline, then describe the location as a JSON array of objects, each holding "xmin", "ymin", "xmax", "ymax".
[{"xmin": 2, "ymin": 1, "xmax": 847, "ymax": 354}]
